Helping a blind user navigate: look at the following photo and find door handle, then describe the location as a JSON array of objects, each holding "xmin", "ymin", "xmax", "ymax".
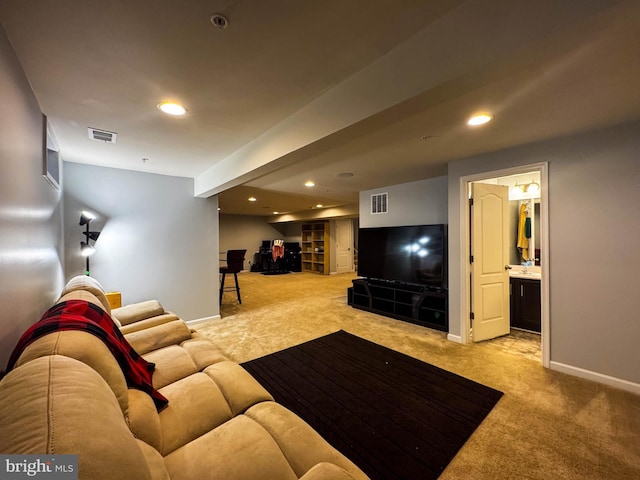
[{"xmin": 505, "ymin": 265, "xmax": 512, "ymax": 270}]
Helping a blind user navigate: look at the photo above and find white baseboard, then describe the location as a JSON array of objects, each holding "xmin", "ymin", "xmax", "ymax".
[
  {"xmin": 447, "ymin": 333, "xmax": 463, "ymax": 343},
  {"xmin": 550, "ymin": 361, "xmax": 640, "ymax": 396},
  {"xmin": 186, "ymin": 315, "xmax": 220, "ymax": 326}
]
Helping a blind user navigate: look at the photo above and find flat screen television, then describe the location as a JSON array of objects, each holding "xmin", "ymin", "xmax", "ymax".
[{"xmin": 357, "ymin": 224, "xmax": 447, "ymax": 289}]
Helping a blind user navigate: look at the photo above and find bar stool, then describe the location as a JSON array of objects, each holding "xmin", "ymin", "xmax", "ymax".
[{"xmin": 219, "ymin": 249, "xmax": 246, "ymax": 304}]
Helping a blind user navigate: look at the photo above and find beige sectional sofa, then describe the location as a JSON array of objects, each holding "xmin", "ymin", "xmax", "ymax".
[{"xmin": 0, "ymin": 276, "xmax": 368, "ymax": 480}]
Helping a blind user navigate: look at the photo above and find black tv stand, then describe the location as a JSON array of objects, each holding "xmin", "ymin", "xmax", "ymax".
[{"xmin": 348, "ymin": 278, "xmax": 448, "ymax": 332}]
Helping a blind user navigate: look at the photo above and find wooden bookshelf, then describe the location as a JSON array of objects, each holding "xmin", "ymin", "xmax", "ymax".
[{"xmin": 301, "ymin": 221, "xmax": 329, "ymax": 274}]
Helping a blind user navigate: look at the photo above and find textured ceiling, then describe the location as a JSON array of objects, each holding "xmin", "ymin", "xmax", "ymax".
[{"xmin": 1, "ymin": 0, "xmax": 639, "ymax": 216}]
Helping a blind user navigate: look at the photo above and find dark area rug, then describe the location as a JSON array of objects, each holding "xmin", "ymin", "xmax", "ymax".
[{"xmin": 242, "ymin": 330, "xmax": 503, "ymax": 480}]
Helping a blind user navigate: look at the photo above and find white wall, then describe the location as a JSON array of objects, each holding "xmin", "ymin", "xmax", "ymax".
[
  {"xmin": 448, "ymin": 121, "xmax": 640, "ymax": 385},
  {"xmin": 359, "ymin": 176, "xmax": 448, "ymax": 227},
  {"xmin": 0, "ymin": 28, "xmax": 65, "ymax": 370},
  {"xmin": 64, "ymin": 163, "xmax": 219, "ymax": 322}
]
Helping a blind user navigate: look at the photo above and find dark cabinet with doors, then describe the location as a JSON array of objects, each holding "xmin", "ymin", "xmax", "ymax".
[{"xmin": 510, "ymin": 277, "xmax": 541, "ymax": 332}]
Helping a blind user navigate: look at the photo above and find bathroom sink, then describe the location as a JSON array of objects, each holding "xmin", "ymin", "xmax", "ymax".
[{"xmin": 509, "ymin": 270, "xmax": 541, "ymax": 280}]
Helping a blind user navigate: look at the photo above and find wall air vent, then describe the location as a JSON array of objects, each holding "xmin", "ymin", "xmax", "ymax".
[
  {"xmin": 371, "ymin": 192, "xmax": 388, "ymax": 214},
  {"xmin": 88, "ymin": 127, "xmax": 117, "ymax": 144}
]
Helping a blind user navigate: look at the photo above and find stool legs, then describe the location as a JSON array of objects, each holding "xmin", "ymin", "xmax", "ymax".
[
  {"xmin": 220, "ymin": 272, "xmax": 242, "ymax": 304},
  {"xmin": 234, "ymin": 272, "xmax": 242, "ymax": 304}
]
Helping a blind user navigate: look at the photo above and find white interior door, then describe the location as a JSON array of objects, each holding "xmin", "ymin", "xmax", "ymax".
[
  {"xmin": 335, "ymin": 220, "xmax": 353, "ymax": 274},
  {"xmin": 471, "ymin": 183, "xmax": 511, "ymax": 342}
]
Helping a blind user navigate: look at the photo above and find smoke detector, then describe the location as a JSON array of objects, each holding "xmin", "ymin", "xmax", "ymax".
[{"xmin": 210, "ymin": 14, "xmax": 229, "ymax": 29}]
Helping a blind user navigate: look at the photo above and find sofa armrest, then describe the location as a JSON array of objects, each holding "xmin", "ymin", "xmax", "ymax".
[
  {"xmin": 119, "ymin": 313, "xmax": 180, "ymax": 335},
  {"xmin": 112, "ymin": 300, "xmax": 166, "ymax": 326}
]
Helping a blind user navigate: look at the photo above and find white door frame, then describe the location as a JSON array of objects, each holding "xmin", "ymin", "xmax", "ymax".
[{"xmin": 458, "ymin": 162, "xmax": 550, "ymax": 367}]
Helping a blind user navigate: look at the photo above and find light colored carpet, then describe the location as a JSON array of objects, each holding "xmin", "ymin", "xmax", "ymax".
[{"xmin": 197, "ymin": 271, "xmax": 640, "ymax": 479}]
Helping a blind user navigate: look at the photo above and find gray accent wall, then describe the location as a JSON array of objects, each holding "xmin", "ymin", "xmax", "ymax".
[
  {"xmin": 219, "ymin": 214, "xmax": 288, "ymax": 269},
  {"xmin": 359, "ymin": 176, "xmax": 448, "ymax": 227},
  {"xmin": 63, "ymin": 162, "xmax": 219, "ymax": 321},
  {"xmin": 448, "ymin": 121, "xmax": 640, "ymax": 385},
  {"xmin": 0, "ymin": 28, "xmax": 65, "ymax": 369}
]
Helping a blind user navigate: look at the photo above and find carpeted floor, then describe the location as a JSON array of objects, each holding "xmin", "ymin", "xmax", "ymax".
[
  {"xmin": 242, "ymin": 330, "xmax": 503, "ymax": 480},
  {"xmin": 197, "ymin": 271, "xmax": 640, "ymax": 479}
]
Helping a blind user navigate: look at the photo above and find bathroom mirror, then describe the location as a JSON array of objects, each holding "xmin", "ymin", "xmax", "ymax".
[{"xmin": 509, "ymin": 199, "xmax": 540, "ymax": 265}]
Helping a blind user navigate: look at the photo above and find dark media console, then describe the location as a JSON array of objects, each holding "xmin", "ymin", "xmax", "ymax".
[{"xmin": 348, "ymin": 278, "xmax": 448, "ymax": 332}]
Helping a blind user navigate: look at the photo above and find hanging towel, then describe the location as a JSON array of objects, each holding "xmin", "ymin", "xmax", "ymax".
[
  {"xmin": 517, "ymin": 203, "xmax": 529, "ymax": 261},
  {"xmin": 272, "ymin": 239, "xmax": 285, "ymax": 261},
  {"xmin": 524, "ymin": 217, "xmax": 531, "ymax": 239}
]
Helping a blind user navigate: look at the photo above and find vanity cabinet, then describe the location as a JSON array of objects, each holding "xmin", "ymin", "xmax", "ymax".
[{"xmin": 510, "ymin": 277, "xmax": 541, "ymax": 332}]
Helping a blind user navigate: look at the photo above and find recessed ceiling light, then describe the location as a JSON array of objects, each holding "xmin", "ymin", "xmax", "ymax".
[
  {"xmin": 157, "ymin": 102, "xmax": 187, "ymax": 116},
  {"xmin": 273, "ymin": 211, "xmax": 279, "ymax": 215},
  {"xmin": 248, "ymin": 197, "xmax": 257, "ymax": 202},
  {"xmin": 467, "ymin": 114, "xmax": 493, "ymax": 126},
  {"xmin": 337, "ymin": 172, "xmax": 354, "ymax": 178},
  {"xmin": 316, "ymin": 204, "xmax": 324, "ymax": 208},
  {"xmin": 304, "ymin": 181, "xmax": 315, "ymax": 187}
]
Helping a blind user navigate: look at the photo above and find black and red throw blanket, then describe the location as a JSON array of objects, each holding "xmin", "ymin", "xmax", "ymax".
[{"xmin": 5, "ymin": 300, "xmax": 168, "ymax": 411}]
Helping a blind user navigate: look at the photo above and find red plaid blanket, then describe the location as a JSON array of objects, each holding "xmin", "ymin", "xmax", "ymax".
[{"xmin": 5, "ymin": 300, "xmax": 168, "ymax": 411}]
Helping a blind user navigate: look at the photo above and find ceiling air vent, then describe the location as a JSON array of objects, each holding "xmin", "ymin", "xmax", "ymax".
[
  {"xmin": 371, "ymin": 192, "xmax": 388, "ymax": 214},
  {"xmin": 88, "ymin": 127, "xmax": 117, "ymax": 144}
]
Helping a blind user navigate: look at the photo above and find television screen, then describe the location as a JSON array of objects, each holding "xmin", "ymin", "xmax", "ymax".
[{"xmin": 357, "ymin": 224, "xmax": 446, "ymax": 288}]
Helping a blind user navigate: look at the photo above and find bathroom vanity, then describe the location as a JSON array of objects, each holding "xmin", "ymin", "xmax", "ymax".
[{"xmin": 509, "ymin": 268, "xmax": 541, "ymax": 333}]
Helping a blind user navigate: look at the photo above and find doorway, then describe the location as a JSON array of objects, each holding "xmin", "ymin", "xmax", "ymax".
[
  {"xmin": 335, "ymin": 219, "xmax": 354, "ymax": 274},
  {"xmin": 461, "ymin": 163, "xmax": 550, "ymax": 367}
]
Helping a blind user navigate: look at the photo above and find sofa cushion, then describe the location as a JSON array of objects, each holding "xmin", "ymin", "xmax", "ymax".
[
  {"xmin": 180, "ymin": 338, "xmax": 229, "ymax": 370},
  {"xmin": 203, "ymin": 361, "xmax": 274, "ymax": 416},
  {"xmin": 245, "ymin": 402, "xmax": 369, "ymax": 480},
  {"xmin": 14, "ymin": 330, "xmax": 129, "ymax": 417},
  {"xmin": 158, "ymin": 373, "xmax": 234, "ymax": 455},
  {"xmin": 164, "ymin": 414, "xmax": 298, "ymax": 480},
  {"xmin": 112, "ymin": 300, "xmax": 166, "ymax": 326},
  {"xmin": 144, "ymin": 345, "xmax": 199, "ymax": 389},
  {"xmin": 125, "ymin": 320, "xmax": 193, "ymax": 355},
  {"xmin": 0, "ymin": 355, "xmax": 152, "ymax": 480},
  {"xmin": 136, "ymin": 440, "xmax": 171, "ymax": 480},
  {"xmin": 300, "ymin": 463, "xmax": 359, "ymax": 480},
  {"xmin": 128, "ymin": 388, "xmax": 163, "ymax": 453}
]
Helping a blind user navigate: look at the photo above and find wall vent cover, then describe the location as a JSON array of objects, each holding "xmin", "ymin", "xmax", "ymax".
[
  {"xmin": 371, "ymin": 192, "xmax": 388, "ymax": 214},
  {"xmin": 88, "ymin": 127, "xmax": 117, "ymax": 143}
]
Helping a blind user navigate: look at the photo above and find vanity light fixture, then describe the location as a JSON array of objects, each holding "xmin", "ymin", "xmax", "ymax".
[
  {"xmin": 157, "ymin": 102, "xmax": 187, "ymax": 116},
  {"xmin": 526, "ymin": 182, "xmax": 540, "ymax": 194},
  {"xmin": 511, "ymin": 183, "xmax": 525, "ymax": 196},
  {"xmin": 511, "ymin": 181, "xmax": 540, "ymax": 197},
  {"xmin": 467, "ymin": 114, "xmax": 493, "ymax": 126}
]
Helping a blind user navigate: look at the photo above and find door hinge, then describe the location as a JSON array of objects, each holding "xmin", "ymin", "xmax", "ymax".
[
  {"xmin": 469, "ymin": 198, "xmax": 474, "ymax": 206},
  {"xmin": 470, "ymin": 312, "xmax": 475, "ymax": 320},
  {"xmin": 469, "ymin": 254, "xmax": 474, "ymax": 264}
]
